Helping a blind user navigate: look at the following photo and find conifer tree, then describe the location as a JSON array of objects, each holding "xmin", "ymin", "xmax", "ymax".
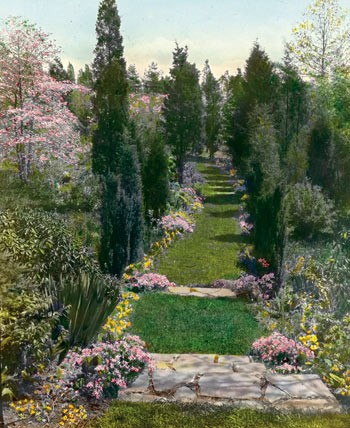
[
  {"xmin": 127, "ymin": 64, "xmax": 142, "ymax": 92},
  {"xmin": 67, "ymin": 62, "xmax": 75, "ymax": 82},
  {"xmin": 92, "ymin": 0, "xmax": 143, "ymax": 276},
  {"xmin": 143, "ymin": 62, "xmax": 167, "ymax": 94},
  {"xmin": 202, "ymin": 60, "xmax": 222, "ymax": 159},
  {"xmin": 77, "ymin": 64, "xmax": 93, "ymax": 88},
  {"xmin": 49, "ymin": 57, "xmax": 69, "ymax": 81},
  {"xmin": 163, "ymin": 45, "xmax": 203, "ymax": 183}
]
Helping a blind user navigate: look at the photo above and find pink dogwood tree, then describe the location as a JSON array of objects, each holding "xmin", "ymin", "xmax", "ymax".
[{"xmin": 0, "ymin": 17, "xmax": 90, "ymax": 182}]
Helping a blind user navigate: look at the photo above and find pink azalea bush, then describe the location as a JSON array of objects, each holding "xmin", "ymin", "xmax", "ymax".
[
  {"xmin": 128, "ymin": 272, "xmax": 175, "ymax": 291},
  {"xmin": 215, "ymin": 272, "xmax": 275, "ymax": 300},
  {"xmin": 160, "ymin": 213, "xmax": 194, "ymax": 234},
  {"xmin": 61, "ymin": 335, "xmax": 154, "ymax": 399},
  {"xmin": 251, "ymin": 331, "xmax": 314, "ymax": 372}
]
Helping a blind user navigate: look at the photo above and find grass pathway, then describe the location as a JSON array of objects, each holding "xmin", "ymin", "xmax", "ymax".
[{"xmin": 156, "ymin": 161, "xmax": 245, "ymax": 285}]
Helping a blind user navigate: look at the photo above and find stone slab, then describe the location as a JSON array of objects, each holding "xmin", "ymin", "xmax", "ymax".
[
  {"xmin": 199, "ymin": 373, "xmax": 261, "ymax": 400},
  {"xmin": 168, "ymin": 287, "xmax": 236, "ymax": 298},
  {"xmin": 266, "ymin": 374, "xmax": 335, "ymax": 400},
  {"xmin": 122, "ymin": 354, "xmax": 342, "ymax": 413}
]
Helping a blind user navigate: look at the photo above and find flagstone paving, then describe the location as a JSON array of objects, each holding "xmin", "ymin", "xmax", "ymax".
[
  {"xmin": 167, "ymin": 286, "xmax": 236, "ymax": 298},
  {"xmin": 120, "ymin": 354, "xmax": 342, "ymax": 413}
]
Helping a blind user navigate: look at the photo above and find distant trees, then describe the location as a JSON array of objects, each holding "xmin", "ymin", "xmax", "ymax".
[
  {"xmin": 127, "ymin": 64, "xmax": 142, "ymax": 92},
  {"xmin": 287, "ymin": 0, "xmax": 350, "ymax": 77},
  {"xmin": 143, "ymin": 62, "xmax": 168, "ymax": 94},
  {"xmin": 92, "ymin": 0, "xmax": 143, "ymax": 276},
  {"xmin": 77, "ymin": 65, "xmax": 93, "ymax": 88},
  {"xmin": 163, "ymin": 45, "xmax": 203, "ymax": 183},
  {"xmin": 202, "ymin": 60, "xmax": 222, "ymax": 159}
]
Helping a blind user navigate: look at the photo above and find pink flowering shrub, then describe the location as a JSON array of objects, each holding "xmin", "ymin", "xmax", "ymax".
[
  {"xmin": 251, "ymin": 332, "xmax": 314, "ymax": 372},
  {"xmin": 61, "ymin": 335, "xmax": 154, "ymax": 399},
  {"xmin": 128, "ymin": 272, "xmax": 175, "ymax": 291},
  {"xmin": 160, "ymin": 213, "xmax": 194, "ymax": 234},
  {"xmin": 214, "ymin": 272, "xmax": 275, "ymax": 300}
]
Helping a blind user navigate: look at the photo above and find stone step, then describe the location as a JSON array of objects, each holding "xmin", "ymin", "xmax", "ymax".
[
  {"xmin": 119, "ymin": 353, "xmax": 342, "ymax": 413},
  {"xmin": 167, "ymin": 286, "xmax": 236, "ymax": 298}
]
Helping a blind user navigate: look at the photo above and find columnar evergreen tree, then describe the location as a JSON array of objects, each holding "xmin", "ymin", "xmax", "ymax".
[
  {"xmin": 224, "ymin": 42, "xmax": 277, "ymax": 172},
  {"xmin": 92, "ymin": 0, "xmax": 143, "ymax": 276},
  {"xmin": 67, "ymin": 62, "xmax": 76, "ymax": 82},
  {"xmin": 77, "ymin": 64, "xmax": 93, "ymax": 88},
  {"xmin": 143, "ymin": 62, "xmax": 167, "ymax": 94},
  {"xmin": 127, "ymin": 64, "xmax": 142, "ymax": 92},
  {"xmin": 163, "ymin": 44, "xmax": 203, "ymax": 183},
  {"xmin": 142, "ymin": 128, "xmax": 169, "ymax": 219},
  {"xmin": 202, "ymin": 60, "xmax": 222, "ymax": 159}
]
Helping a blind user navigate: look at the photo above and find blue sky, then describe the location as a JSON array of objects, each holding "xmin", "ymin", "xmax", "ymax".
[{"xmin": 1, "ymin": 0, "xmax": 349, "ymax": 77}]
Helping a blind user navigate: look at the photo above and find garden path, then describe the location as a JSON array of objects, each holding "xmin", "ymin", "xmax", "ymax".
[
  {"xmin": 120, "ymin": 353, "xmax": 341, "ymax": 413},
  {"xmin": 125, "ymin": 158, "xmax": 342, "ymax": 412},
  {"xmin": 156, "ymin": 160, "xmax": 244, "ymax": 285}
]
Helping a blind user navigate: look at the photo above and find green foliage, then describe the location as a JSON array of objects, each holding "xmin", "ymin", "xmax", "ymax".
[
  {"xmin": 127, "ymin": 64, "xmax": 142, "ymax": 92},
  {"xmin": 92, "ymin": 0, "xmax": 125, "ymax": 81},
  {"xmin": 92, "ymin": 60, "xmax": 129, "ymax": 175},
  {"xmin": 68, "ymin": 89, "xmax": 93, "ymax": 132},
  {"xmin": 67, "ymin": 62, "xmax": 75, "ymax": 83},
  {"xmin": 0, "ymin": 209, "xmax": 95, "ymax": 283},
  {"xmin": 223, "ymin": 43, "xmax": 277, "ymax": 173},
  {"xmin": 131, "ymin": 294, "xmax": 264, "ymax": 354},
  {"xmin": 49, "ymin": 57, "xmax": 69, "ymax": 81},
  {"xmin": 202, "ymin": 60, "xmax": 222, "ymax": 159},
  {"xmin": 99, "ymin": 143, "xmax": 144, "ymax": 277},
  {"xmin": 284, "ymin": 181, "xmax": 336, "ymax": 240},
  {"xmin": 163, "ymin": 44, "xmax": 203, "ymax": 183},
  {"xmin": 1, "ymin": 283, "xmax": 57, "ymax": 378},
  {"xmin": 287, "ymin": 0, "xmax": 350, "ymax": 77},
  {"xmin": 143, "ymin": 62, "xmax": 168, "ymax": 94},
  {"xmin": 78, "ymin": 64, "xmax": 93, "ymax": 88},
  {"xmin": 54, "ymin": 272, "xmax": 119, "ymax": 360},
  {"xmin": 142, "ymin": 129, "xmax": 169, "ymax": 219}
]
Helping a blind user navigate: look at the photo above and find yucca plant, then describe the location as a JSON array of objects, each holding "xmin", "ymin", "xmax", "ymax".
[{"xmin": 55, "ymin": 272, "xmax": 120, "ymax": 362}]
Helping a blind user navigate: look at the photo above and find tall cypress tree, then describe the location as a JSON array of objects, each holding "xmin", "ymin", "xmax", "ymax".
[
  {"xmin": 92, "ymin": 0, "xmax": 128, "ymax": 176},
  {"xmin": 92, "ymin": 0, "xmax": 143, "ymax": 276},
  {"xmin": 202, "ymin": 60, "xmax": 222, "ymax": 159},
  {"xmin": 163, "ymin": 45, "xmax": 203, "ymax": 183}
]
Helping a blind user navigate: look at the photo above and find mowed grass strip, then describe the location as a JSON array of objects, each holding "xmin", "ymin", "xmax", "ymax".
[
  {"xmin": 88, "ymin": 402, "xmax": 350, "ymax": 428},
  {"xmin": 130, "ymin": 293, "xmax": 264, "ymax": 355},
  {"xmin": 156, "ymin": 163, "xmax": 245, "ymax": 285}
]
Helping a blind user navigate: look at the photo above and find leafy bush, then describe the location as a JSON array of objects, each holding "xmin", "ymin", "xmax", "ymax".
[
  {"xmin": 0, "ymin": 284, "xmax": 58, "ymax": 384},
  {"xmin": 0, "ymin": 209, "xmax": 96, "ymax": 283},
  {"xmin": 284, "ymin": 182, "xmax": 336, "ymax": 240}
]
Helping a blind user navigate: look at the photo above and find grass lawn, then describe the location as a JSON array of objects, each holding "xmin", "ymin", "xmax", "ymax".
[
  {"xmin": 130, "ymin": 293, "xmax": 264, "ymax": 354},
  {"xmin": 88, "ymin": 402, "xmax": 350, "ymax": 428},
  {"xmin": 155, "ymin": 162, "xmax": 245, "ymax": 285}
]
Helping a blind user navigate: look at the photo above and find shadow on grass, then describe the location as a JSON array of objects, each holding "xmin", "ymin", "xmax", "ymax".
[
  {"xmin": 209, "ymin": 208, "xmax": 238, "ymax": 218},
  {"xmin": 204, "ymin": 194, "xmax": 235, "ymax": 205},
  {"xmin": 209, "ymin": 186, "xmax": 233, "ymax": 193},
  {"xmin": 211, "ymin": 233, "xmax": 248, "ymax": 244}
]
